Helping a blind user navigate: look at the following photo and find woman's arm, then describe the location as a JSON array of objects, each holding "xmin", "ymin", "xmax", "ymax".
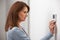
[
  {"xmin": 41, "ymin": 20, "xmax": 55, "ymax": 40},
  {"xmin": 41, "ymin": 31, "xmax": 53, "ymax": 40}
]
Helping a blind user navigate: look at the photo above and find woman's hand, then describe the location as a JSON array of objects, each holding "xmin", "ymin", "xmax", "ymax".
[{"xmin": 49, "ymin": 20, "xmax": 56, "ymax": 34}]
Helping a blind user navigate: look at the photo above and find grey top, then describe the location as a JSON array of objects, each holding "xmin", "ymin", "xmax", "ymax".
[
  {"xmin": 7, "ymin": 27, "xmax": 53, "ymax": 40},
  {"xmin": 7, "ymin": 27, "xmax": 30, "ymax": 40}
]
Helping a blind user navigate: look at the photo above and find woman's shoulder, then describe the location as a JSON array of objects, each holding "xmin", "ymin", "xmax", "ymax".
[
  {"xmin": 7, "ymin": 27, "xmax": 19, "ymax": 33},
  {"xmin": 7, "ymin": 27, "xmax": 23, "ymax": 34},
  {"xmin": 11, "ymin": 27, "xmax": 19, "ymax": 31},
  {"xmin": 7, "ymin": 27, "xmax": 26, "ymax": 36}
]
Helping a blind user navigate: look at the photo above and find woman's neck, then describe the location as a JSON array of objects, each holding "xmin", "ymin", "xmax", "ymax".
[{"xmin": 17, "ymin": 20, "xmax": 22, "ymax": 28}]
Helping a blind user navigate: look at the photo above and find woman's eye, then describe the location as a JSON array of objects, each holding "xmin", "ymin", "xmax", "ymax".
[
  {"xmin": 24, "ymin": 12, "xmax": 26, "ymax": 13},
  {"xmin": 24, "ymin": 11, "xmax": 27, "ymax": 13}
]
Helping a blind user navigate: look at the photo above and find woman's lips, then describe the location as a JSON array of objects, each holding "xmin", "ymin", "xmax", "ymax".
[{"xmin": 23, "ymin": 16, "xmax": 27, "ymax": 20}]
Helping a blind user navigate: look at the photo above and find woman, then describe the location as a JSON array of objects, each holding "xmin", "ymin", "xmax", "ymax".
[
  {"xmin": 5, "ymin": 1, "xmax": 55, "ymax": 40},
  {"xmin": 5, "ymin": 1, "xmax": 30, "ymax": 40}
]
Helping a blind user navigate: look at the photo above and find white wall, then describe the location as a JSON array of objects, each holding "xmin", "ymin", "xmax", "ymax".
[
  {"xmin": 30, "ymin": 0, "xmax": 60, "ymax": 40},
  {"xmin": 0, "ymin": 0, "xmax": 6, "ymax": 40},
  {"xmin": 56, "ymin": 0, "xmax": 60, "ymax": 40}
]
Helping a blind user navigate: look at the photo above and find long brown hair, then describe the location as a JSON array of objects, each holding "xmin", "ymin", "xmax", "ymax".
[{"xmin": 5, "ymin": 1, "xmax": 30, "ymax": 32}]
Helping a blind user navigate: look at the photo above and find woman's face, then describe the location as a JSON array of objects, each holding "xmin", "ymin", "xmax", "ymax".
[{"xmin": 18, "ymin": 7, "xmax": 28, "ymax": 21}]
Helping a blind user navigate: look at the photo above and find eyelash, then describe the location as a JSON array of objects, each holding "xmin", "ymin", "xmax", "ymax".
[{"xmin": 24, "ymin": 11, "xmax": 27, "ymax": 13}]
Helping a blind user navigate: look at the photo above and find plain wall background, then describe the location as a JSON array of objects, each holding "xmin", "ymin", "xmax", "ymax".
[
  {"xmin": 0, "ymin": 0, "xmax": 6, "ymax": 40},
  {"xmin": 30, "ymin": 0, "xmax": 60, "ymax": 40}
]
